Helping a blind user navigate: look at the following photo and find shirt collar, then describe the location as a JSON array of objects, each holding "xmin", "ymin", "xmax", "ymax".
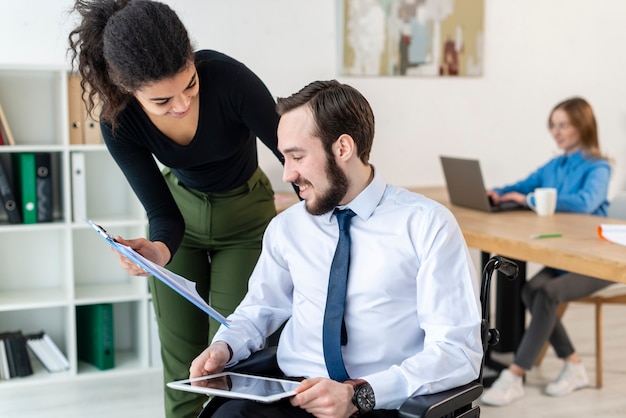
[
  {"xmin": 561, "ymin": 148, "xmax": 585, "ymax": 165},
  {"xmin": 327, "ymin": 165, "xmax": 386, "ymax": 222}
]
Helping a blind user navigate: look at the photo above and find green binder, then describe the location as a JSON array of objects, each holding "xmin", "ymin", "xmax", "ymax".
[
  {"xmin": 11, "ymin": 153, "xmax": 37, "ymax": 224},
  {"xmin": 76, "ymin": 303, "xmax": 115, "ymax": 370}
]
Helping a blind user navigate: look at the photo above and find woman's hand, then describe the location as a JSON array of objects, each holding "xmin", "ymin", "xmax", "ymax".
[
  {"xmin": 486, "ymin": 190, "xmax": 501, "ymax": 204},
  {"xmin": 111, "ymin": 237, "xmax": 171, "ymax": 276},
  {"xmin": 499, "ymin": 191, "xmax": 528, "ymax": 207}
]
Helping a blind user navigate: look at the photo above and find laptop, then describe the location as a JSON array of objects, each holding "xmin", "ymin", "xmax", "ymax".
[{"xmin": 439, "ymin": 156, "xmax": 523, "ymax": 212}]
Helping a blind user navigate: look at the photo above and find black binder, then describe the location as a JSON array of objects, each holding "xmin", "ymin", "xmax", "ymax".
[
  {"xmin": 0, "ymin": 157, "xmax": 21, "ymax": 223},
  {"xmin": 0, "ymin": 331, "xmax": 33, "ymax": 378},
  {"xmin": 35, "ymin": 153, "xmax": 53, "ymax": 222}
]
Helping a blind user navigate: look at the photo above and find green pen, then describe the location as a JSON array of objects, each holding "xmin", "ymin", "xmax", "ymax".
[{"xmin": 530, "ymin": 233, "xmax": 562, "ymax": 239}]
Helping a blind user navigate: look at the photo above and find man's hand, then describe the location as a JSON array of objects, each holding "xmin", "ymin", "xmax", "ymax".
[
  {"xmin": 189, "ymin": 341, "xmax": 231, "ymax": 379},
  {"xmin": 290, "ymin": 377, "xmax": 358, "ymax": 418}
]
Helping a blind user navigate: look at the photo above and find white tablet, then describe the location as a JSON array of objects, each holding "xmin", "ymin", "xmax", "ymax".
[{"xmin": 167, "ymin": 372, "xmax": 301, "ymax": 403}]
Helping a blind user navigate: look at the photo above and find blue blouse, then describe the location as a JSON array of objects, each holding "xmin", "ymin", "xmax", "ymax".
[{"xmin": 493, "ymin": 149, "xmax": 611, "ymax": 216}]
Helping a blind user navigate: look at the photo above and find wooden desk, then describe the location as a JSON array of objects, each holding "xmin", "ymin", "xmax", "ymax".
[
  {"xmin": 414, "ymin": 186, "xmax": 626, "ymax": 359},
  {"xmin": 278, "ymin": 187, "xmax": 626, "ymax": 283},
  {"xmin": 274, "ymin": 193, "xmax": 300, "ymax": 214},
  {"xmin": 414, "ymin": 187, "xmax": 626, "ymax": 284}
]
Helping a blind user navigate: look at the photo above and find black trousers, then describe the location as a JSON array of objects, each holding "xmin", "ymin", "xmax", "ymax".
[{"xmin": 212, "ymin": 398, "xmax": 398, "ymax": 418}]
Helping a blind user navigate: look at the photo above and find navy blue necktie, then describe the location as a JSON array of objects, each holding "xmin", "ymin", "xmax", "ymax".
[{"xmin": 323, "ymin": 208, "xmax": 356, "ymax": 381}]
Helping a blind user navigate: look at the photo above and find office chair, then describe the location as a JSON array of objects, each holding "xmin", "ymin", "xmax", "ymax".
[{"xmin": 198, "ymin": 256, "xmax": 518, "ymax": 418}]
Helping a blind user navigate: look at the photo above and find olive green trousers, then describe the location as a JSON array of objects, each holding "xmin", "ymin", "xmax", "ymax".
[{"xmin": 149, "ymin": 167, "xmax": 276, "ymax": 418}]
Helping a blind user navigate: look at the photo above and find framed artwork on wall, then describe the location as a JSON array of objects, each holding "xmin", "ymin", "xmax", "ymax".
[{"xmin": 339, "ymin": 0, "xmax": 484, "ymax": 77}]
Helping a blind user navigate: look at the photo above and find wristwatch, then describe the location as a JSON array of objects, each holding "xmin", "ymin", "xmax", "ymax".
[{"xmin": 344, "ymin": 379, "xmax": 376, "ymax": 413}]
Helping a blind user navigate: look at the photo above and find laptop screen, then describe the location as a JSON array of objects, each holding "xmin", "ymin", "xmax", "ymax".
[{"xmin": 440, "ymin": 156, "xmax": 494, "ymax": 212}]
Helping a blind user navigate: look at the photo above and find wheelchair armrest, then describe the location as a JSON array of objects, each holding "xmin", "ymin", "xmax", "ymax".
[
  {"xmin": 225, "ymin": 346, "xmax": 280, "ymax": 376},
  {"xmin": 398, "ymin": 382, "xmax": 483, "ymax": 418}
]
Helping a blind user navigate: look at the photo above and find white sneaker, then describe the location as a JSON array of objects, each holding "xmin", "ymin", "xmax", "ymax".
[
  {"xmin": 480, "ymin": 369, "xmax": 525, "ymax": 406},
  {"xmin": 544, "ymin": 361, "xmax": 589, "ymax": 397}
]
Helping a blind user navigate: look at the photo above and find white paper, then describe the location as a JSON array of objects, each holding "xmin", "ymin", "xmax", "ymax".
[
  {"xmin": 86, "ymin": 220, "xmax": 230, "ymax": 327},
  {"xmin": 598, "ymin": 224, "xmax": 626, "ymax": 247}
]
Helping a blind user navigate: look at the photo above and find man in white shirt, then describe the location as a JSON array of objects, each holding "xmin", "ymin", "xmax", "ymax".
[{"xmin": 189, "ymin": 80, "xmax": 482, "ymax": 417}]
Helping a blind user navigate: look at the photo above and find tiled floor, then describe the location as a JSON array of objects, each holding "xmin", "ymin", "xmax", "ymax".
[{"xmin": 1, "ymin": 303, "xmax": 625, "ymax": 418}]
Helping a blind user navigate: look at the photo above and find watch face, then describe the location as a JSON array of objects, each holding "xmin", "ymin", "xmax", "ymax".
[{"xmin": 356, "ymin": 384, "xmax": 376, "ymax": 412}]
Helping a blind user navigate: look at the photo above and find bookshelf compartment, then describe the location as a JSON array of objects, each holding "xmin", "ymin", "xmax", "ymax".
[
  {"xmin": 0, "ymin": 306, "xmax": 72, "ymax": 382},
  {"xmin": 0, "ymin": 69, "xmax": 64, "ymax": 147},
  {"xmin": 72, "ymin": 226, "xmax": 148, "ymax": 302},
  {"xmin": 113, "ymin": 301, "xmax": 148, "ymax": 369},
  {"xmin": 76, "ymin": 301, "xmax": 148, "ymax": 374},
  {"xmin": 0, "ymin": 152, "xmax": 65, "ymax": 225},
  {"xmin": 0, "ymin": 229, "xmax": 69, "ymax": 294},
  {"xmin": 71, "ymin": 150, "xmax": 144, "ymax": 222},
  {"xmin": 0, "ymin": 307, "xmax": 69, "ymax": 347}
]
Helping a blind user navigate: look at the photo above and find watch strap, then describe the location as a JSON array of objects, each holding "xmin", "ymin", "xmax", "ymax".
[
  {"xmin": 344, "ymin": 378, "xmax": 375, "ymax": 414},
  {"xmin": 344, "ymin": 378, "xmax": 368, "ymax": 389}
]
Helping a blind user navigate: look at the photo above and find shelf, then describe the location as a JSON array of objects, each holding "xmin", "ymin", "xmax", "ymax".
[
  {"xmin": 0, "ymin": 67, "xmax": 150, "ymax": 387},
  {"xmin": 0, "ymin": 68, "xmax": 65, "ymax": 147},
  {"xmin": 74, "ymin": 283, "xmax": 148, "ymax": 304},
  {"xmin": 77, "ymin": 351, "xmax": 144, "ymax": 375},
  {"xmin": 0, "ymin": 289, "xmax": 69, "ymax": 312}
]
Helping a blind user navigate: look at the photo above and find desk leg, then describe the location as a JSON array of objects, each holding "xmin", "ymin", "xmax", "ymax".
[{"xmin": 481, "ymin": 252, "xmax": 527, "ymax": 386}]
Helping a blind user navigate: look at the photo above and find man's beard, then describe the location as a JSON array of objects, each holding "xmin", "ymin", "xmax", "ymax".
[{"xmin": 304, "ymin": 153, "xmax": 349, "ymax": 216}]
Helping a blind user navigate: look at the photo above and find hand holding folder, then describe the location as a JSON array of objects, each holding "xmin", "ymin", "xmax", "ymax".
[{"xmin": 86, "ymin": 219, "xmax": 230, "ymax": 327}]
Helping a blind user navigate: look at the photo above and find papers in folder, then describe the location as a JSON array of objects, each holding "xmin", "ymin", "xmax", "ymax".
[
  {"xmin": 598, "ymin": 224, "xmax": 626, "ymax": 247},
  {"xmin": 85, "ymin": 219, "xmax": 230, "ymax": 327}
]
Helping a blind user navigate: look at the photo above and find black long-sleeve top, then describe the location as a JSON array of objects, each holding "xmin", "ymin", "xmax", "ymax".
[{"xmin": 101, "ymin": 50, "xmax": 282, "ymax": 257}]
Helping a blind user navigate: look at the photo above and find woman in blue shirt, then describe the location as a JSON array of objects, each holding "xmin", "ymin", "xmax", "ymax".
[{"xmin": 481, "ymin": 97, "xmax": 613, "ymax": 406}]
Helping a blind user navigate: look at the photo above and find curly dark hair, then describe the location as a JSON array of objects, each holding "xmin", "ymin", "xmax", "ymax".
[{"xmin": 68, "ymin": 0, "xmax": 194, "ymax": 123}]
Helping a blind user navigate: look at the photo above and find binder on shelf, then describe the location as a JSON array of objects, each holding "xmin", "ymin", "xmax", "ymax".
[
  {"xmin": 71, "ymin": 152, "xmax": 87, "ymax": 221},
  {"xmin": 0, "ymin": 157, "xmax": 22, "ymax": 223},
  {"xmin": 42, "ymin": 333, "xmax": 70, "ymax": 371},
  {"xmin": 25, "ymin": 336, "xmax": 54, "ymax": 372},
  {"xmin": 0, "ymin": 100, "xmax": 16, "ymax": 146},
  {"xmin": 76, "ymin": 303, "xmax": 115, "ymax": 370},
  {"xmin": 11, "ymin": 333, "xmax": 33, "ymax": 377},
  {"xmin": 0, "ymin": 332, "xmax": 17, "ymax": 378},
  {"xmin": 25, "ymin": 331, "xmax": 69, "ymax": 373},
  {"xmin": 67, "ymin": 74, "xmax": 103, "ymax": 145},
  {"xmin": 0, "ymin": 339, "xmax": 10, "ymax": 380},
  {"xmin": 83, "ymin": 81, "xmax": 103, "ymax": 145},
  {"xmin": 11, "ymin": 153, "xmax": 38, "ymax": 224},
  {"xmin": 35, "ymin": 153, "xmax": 53, "ymax": 222},
  {"xmin": 67, "ymin": 74, "xmax": 84, "ymax": 145},
  {"xmin": 83, "ymin": 107, "xmax": 103, "ymax": 145},
  {"xmin": 0, "ymin": 331, "xmax": 33, "ymax": 378}
]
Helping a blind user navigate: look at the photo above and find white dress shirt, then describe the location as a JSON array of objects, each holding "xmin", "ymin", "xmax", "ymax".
[{"xmin": 214, "ymin": 170, "xmax": 483, "ymax": 410}]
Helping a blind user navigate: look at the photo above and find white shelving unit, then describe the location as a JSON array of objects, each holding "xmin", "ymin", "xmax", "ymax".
[{"xmin": 0, "ymin": 65, "xmax": 156, "ymax": 386}]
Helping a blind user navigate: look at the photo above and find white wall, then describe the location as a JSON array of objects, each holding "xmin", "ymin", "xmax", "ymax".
[{"xmin": 2, "ymin": 0, "xmax": 625, "ymax": 194}]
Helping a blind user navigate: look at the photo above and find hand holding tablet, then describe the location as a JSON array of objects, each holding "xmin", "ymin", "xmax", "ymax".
[{"xmin": 167, "ymin": 372, "xmax": 301, "ymax": 403}]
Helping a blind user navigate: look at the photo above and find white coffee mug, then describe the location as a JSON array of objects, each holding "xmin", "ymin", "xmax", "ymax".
[{"xmin": 527, "ymin": 187, "xmax": 557, "ymax": 216}]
